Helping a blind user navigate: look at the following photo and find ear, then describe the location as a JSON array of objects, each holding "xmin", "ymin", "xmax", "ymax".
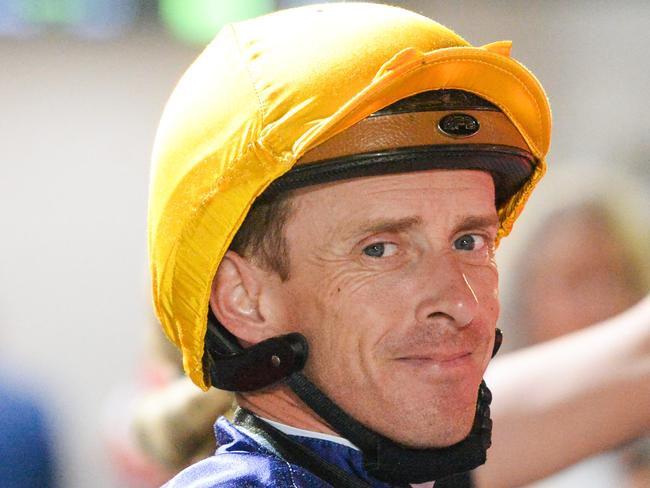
[{"xmin": 210, "ymin": 251, "xmax": 281, "ymax": 346}]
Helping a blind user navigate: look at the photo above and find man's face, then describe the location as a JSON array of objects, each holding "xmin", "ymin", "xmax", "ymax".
[{"xmin": 276, "ymin": 169, "xmax": 499, "ymax": 448}]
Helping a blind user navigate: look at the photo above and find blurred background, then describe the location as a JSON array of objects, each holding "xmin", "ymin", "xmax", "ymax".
[{"xmin": 0, "ymin": 1, "xmax": 648, "ymax": 487}]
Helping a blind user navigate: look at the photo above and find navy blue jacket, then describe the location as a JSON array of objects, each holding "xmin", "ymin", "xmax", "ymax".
[{"xmin": 163, "ymin": 416, "xmax": 425, "ymax": 487}]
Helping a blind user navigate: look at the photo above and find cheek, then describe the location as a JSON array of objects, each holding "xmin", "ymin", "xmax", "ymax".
[
  {"xmin": 467, "ymin": 263, "xmax": 500, "ymax": 355},
  {"xmin": 466, "ymin": 258, "xmax": 499, "ymax": 306},
  {"xmin": 285, "ymin": 267, "xmax": 377, "ymax": 350},
  {"xmin": 334, "ymin": 269, "xmax": 420, "ymax": 345},
  {"xmin": 318, "ymin": 269, "xmax": 401, "ymax": 344},
  {"xmin": 293, "ymin": 267, "xmax": 413, "ymax": 385}
]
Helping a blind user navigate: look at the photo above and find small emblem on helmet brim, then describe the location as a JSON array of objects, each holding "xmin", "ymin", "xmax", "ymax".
[{"xmin": 438, "ymin": 113, "xmax": 480, "ymax": 138}]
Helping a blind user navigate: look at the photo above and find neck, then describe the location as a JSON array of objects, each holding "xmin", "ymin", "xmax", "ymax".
[{"xmin": 236, "ymin": 384, "xmax": 339, "ymax": 436}]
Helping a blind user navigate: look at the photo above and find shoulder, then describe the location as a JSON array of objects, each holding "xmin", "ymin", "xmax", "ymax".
[
  {"xmin": 162, "ymin": 451, "xmax": 319, "ymax": 488},
  {"xmin": 162, "ymin": 417, "xmax": 327, "ymax": 488}
]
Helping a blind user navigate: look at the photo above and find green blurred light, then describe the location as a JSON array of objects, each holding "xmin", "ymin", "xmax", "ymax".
[{"xmin": 160, "ymin": 0, "xmax": 276, "ymax": 45}]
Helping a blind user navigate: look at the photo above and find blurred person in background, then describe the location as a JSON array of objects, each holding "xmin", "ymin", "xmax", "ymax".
[
  {"xmin": 0, "ymin": 368, "xmax": 58, "ymax": 488},
  {"xmin": 130, "ymin": 325, "xmax": 235, "ymax": 473},
  {"xmin": 103, "ymin": 321, "xmax": 234, "ymax": 488},
  {"xmin": 505, "ymin": 166, "xmax": 649, "ymax": 349},
  {"xmin": 479, "ymin": 295, "xmax": 650, "ymax": 488},
  {"xmin": 478, "ymin": 165, "xmax": 650, "ymax": 487}
]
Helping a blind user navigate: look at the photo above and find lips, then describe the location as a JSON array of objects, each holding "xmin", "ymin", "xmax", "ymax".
[
  {"xmin": 395, "ymin": 351, "xmax": 475, "ymax": 372},
  {"xmin": 400, "ymin": 351, "xmax": 470, "ymax": 361}
]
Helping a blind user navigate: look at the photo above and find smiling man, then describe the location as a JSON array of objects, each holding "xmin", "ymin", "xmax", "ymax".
[
  {"xmin": 234, "ymin": 170, "xmax": 499, "ymax": 450},
  {"xmin": 148, "ymin": 3, "xmax": 550, "ymax": 487}
]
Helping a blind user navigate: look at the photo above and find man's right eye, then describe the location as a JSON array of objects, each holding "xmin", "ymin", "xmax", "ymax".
[{"xmin": 362, "ymin": 242, "xmax": 397, "ymax": 258}]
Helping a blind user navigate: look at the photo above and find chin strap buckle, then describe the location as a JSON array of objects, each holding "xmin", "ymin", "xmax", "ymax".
[{"xmin": 204, "ymin": 310, "xmax": 308, "ymax": 391}]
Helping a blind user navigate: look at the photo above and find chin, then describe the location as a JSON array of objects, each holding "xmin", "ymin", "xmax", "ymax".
[
  {"xmin": 439, "ymin": 413, "xmax": 476, "ymax": 445},
  {"xmin": 370, "ymin": 397, "xmax": 477, "ymax": 449},
  {"xmin": 412, "ymin": 418, "xmax": 475, "ymax": 448}
]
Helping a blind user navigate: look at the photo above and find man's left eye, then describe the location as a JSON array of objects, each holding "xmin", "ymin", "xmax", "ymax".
[
  {"xmin": 453, "ymin": 234, "xmax": 485, "ymax": 251},
  {"xmin": 362, "ymin": 242, "xmax": 398, "ymax": 258}
]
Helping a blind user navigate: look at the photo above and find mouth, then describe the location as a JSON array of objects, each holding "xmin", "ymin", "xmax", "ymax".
[{"xmin": 395, "ymin": 351, "xmax": 475, "ymax": 372}]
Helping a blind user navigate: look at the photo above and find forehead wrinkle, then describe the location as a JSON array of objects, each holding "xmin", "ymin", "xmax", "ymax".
[
  {"xmin": 289, "ymin": 170, "xmax": 496, "ymax": 245},
  {"xmin": 362, "ymin": 185, "xmax": 458, "ymax": 198},
  {"xmin": 359, "ymin": 175, "xmax": 493, "ymax": 197}
]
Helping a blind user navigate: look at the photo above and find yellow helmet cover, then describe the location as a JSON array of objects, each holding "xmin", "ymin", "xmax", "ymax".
[{"xmin": 148, "ymin": 3, "xmax": 551, "ymax": 389}]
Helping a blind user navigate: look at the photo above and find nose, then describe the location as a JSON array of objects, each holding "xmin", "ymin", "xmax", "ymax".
[{"xmin": 414, "ymin": 256, "xmax": 479, "ymax": 328}]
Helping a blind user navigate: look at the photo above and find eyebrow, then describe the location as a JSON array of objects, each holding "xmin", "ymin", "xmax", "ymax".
[
  {"xmin": 339, "ymin": 214, "xmax": 498, "ymax": 242},
  {"xmin": 345, "ymin": 216, "xmax": 423, "ymax": 239},
  {"xmin": 454, "ymin": 215, "xmax": 499, "ymax": 234}
]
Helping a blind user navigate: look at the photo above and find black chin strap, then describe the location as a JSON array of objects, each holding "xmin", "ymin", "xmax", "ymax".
[
  {"xmin": 286, "ymin": 373, "xmax": 492, "ymax": 485},
  {"xmin": 226, "ymin": 329, "xmax": 502, "ymax": 486},
  {"xmin": 284, "ymin": 329, "xmax": 502, "ymax": 485},
  {"xmin": 233, "ymin": 408, "xmax": 473, "ymax": 488}
]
